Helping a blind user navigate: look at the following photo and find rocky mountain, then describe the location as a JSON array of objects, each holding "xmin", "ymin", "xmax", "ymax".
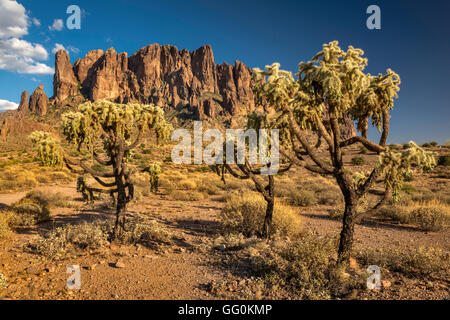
[
  {"xmin": 53, "ymin": 44, "xmax": 256, "ymax": 120},
  {"xmin": 0, "ymin": 43, "xmax": 356, "ymax": 142}
]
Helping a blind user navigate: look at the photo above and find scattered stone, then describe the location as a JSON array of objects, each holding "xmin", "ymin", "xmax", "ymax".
[
  {"xmin": 25, "ymin": 266, "xmax": 40, "ymax": 275},
  {"xmin": 214, "ymin": 245, "xmax": 226, "ymax": 251},
  {"xmin": 382, "ymin": 280, "xmax": 392, "ymax": 288},
  {"xmin": 114, "ymin": 260, "xmax": 125, "ymax": 269},
  {"xmin": 349, "ymin": 257, "xmax": 359, "ymax": 271}
]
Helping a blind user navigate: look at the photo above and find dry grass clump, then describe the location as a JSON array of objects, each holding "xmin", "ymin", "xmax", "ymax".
[
  {"xmin": 168, "ymin": 190, "xmax": 205, "ymax": 201},
  {"xmin": 31, "ymin": 220, "xmax": 110, "ymax": 259},
  {"xmin": 411, "ymin": 206, "xmax": 448, "ymax": 231},
  {"xmin": 178, "ymin": 179, "xmax": 197, "ymax": 190},
  {"xmin": 0, "ymin": 272, "xmax": 7, "ymax": 289},
  {"xmin": 378, "ymin": 200, "xmax": 449, "ymax": 231},
  {"xmin": 220, "ymin": 192, "xmax": 302, "ymax": 238},
  {"xmin": 0, "ymin": 166, "xmax": 38, "ymax": 191},
  {"xmin": 0, "ymin": 164, "xmax": 73, "ymax": 192},
  {"xmin": 356, "ymin": 246, "xmax": 449, "ymax": 278},
  {"xmin": 289, "ymin": 189, "xmax": 318, "ymax": 207}
]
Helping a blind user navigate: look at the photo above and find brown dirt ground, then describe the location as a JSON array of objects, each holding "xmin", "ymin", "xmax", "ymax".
[{"xmin": 0, "ymin": 146, "xmax": 449, "ymax": 300}]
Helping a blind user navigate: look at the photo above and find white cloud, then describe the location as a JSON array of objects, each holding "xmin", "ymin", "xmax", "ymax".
[
  {"xmin": 0, "ymin": 0, "xmax": 53, "ymax": 75},
  {"xmin": 67, "ymin": 46, "xmax": 80, "ymax": 54},
  {"xmin": 52, "ymin": 43, "xmax": 65, "ymax": 54},
  {"xmin": 0, "ymin": 52, "xmax": 54, "ymax": 74},
  {"xmin": 0, "ymin": 0, "xmax": 28, "ymax": 38},
  {"xmin": 0, "ymin": 38, "xmax": 48, "ymax": 60},
  {"xmin": 49, "ymin": 19, "xmax": 63, "ymax": 31},
  {"xmin": 32, "ymin": 18, "xmax": 40, "ymax": 27},
  {"xmin": 0, "ymin": 99, "xmax": 18, "ymax": 112}
]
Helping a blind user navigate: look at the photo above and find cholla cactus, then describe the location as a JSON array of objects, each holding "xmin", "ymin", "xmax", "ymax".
[
  {"xmin": 251, "ymin": 41, "xmax": 424, "ymax": 263},
  {"xmin": 28, "ymin": 131, "xmax": 63, "ymax": 167},
  {"xmin": 61, "ymin": 100, "xmax": 172, "ymax": 238},
  {"xmin": 145, "ymin": 162, "xmax": 161, "ymax": 194},
  {"xmin": 377, "ymin": 142, "xmax": 436, "ymax": 202}
]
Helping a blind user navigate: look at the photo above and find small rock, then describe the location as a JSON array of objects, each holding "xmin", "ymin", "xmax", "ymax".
[
  {"xmin": 349, "ymin": 257, "xmax": 359, "ymax": 271},
  {"xmin": 44, "ymin": 267, "xmax": 55, "ymax": 273},
  {"xmin": 25, "ymin": 266, "xmax": 40, "ymax": 275},
  {"xmin": 381, "ymin": 280, "xmax": 391, "ymax": 288},
  {"xmin": 341, "ymin": 272, "xmax": 351, "ymax": 280},
  {"xmin": 114, "ymin": 260, "xmax": 125, "ymax": 269},
  {"xmin": 174, "ymin": 247, "xmax": 186, "ymax": 253},
  {"xmin": 215, "ymin": 245, "xmax": 226, "ymax": 251}
]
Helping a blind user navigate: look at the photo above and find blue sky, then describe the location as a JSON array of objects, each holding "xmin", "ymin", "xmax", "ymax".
[{"xmin": 0, "ymin": 0, "xmax": 448, "ymax": 144}]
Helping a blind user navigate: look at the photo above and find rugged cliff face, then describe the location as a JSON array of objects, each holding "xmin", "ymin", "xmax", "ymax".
[
  {"xmin": 53, "ymin": 44, "xmax": 256, "ymax": 120},
  {"xmin": 1, "ymin": 43, "xmax": 357, "ymax": 141}
]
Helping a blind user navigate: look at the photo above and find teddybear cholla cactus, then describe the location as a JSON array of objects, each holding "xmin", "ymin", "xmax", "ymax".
[
  {"xmin": 144, "ymin": 162, "xmax": 161, "ymax": 194},
  {"xmin": 31, "ymin": 100, "xmax": 172, "ymax": 239},
  {"xmin": 252, "ymin": 41, "xmax": 435, "ymax": 263},
  {"xmin": 29, "ymin": 131, "xmax": 63, "ymax": 167}
]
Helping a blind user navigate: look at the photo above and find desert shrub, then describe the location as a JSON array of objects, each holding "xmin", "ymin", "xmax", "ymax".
[
  {"xmin": 289, "ymin": 189, "xmax": 318, "ymax": 207},
  {"xmin": 0, "ymin": 167, "xmax": 38, "ymax": 191},
  {"xmin": 274, "ymin": 182, "xmax": 293, "ymax": 197},
  {"xmin": 9, "ymin": 193, "xmax": 52, "ymax": 226},
  {"xmin": 378, "ymin": 206, "xmax": 412, "ymax": 224},
  {"xmin": 328, "ymin": 204, "xmax": 344, "ymax": 221},
  {"xmin": 351, "ymin": 156, "xmax": 365, "ymax": 165},
  {"xmin": 220, "ymin": 193, "xmax": 302, "ymax": 238},
  {"xmin": 411, "ymin": 207, "xmax": 448, "ymax": 231},
  {"xmin": 430, "ymin": 142, "xmax": 438, "ymax": 147},
  {"xmin": 437, "ymin": 155, "xmax": 450, "ymax": 166},
  {"xmin": 0, "ymin": 272, "xmax": 7, "ymax": 289},
  {"xmin": 421, "ymin": 143, "xmax": 432, "ymax": 148},
  {"xmin": 168, "ymin": 190, "xmax": 205, "ymax": 201},
  {"xmin": 0, "ymin": 211, "xmax": 12, "ymax": 239},
  {"xmin": 178, "ymin": 179, "xmax": 197, "ymax": 190},
  {"xmin": 121, "ymin": 220, "xmax": 173, "ymax": 246},
  {"xmin": 316, "ymin": 186, "xmax": 342, "ymax": 206},
  {"xmin": 197, "ymin": 181, "xmax": 222, "ymax": 195},
  {"xmin": 32, "ymin": 221, "xmax": 110, "ymax": 259},
  {"xmin": 356, "ymin": 246, "xmax": 449, "ymax": 278},
  {"xmin": 252, "ymin": 235, "xmax": 358, "ymax": 299},
  {"xmin": 401, "ymin": 184, "xmax": 417, "ymax": 194}
]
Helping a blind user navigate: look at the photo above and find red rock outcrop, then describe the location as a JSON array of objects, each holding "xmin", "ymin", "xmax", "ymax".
[
  {"xmin": 53, "ymin": 50, "xmax": 78, "ymax": 102},
  {"xmin": 54, "ymin": 43, "xmax": 256, "ymax": 119},
  {"xmin": 29, "ymin": 84, "xmax": 49, "ymax": 116},
  {"xmin": 17, "ymin": 90, "xmax": 29, "ymax": 113}
]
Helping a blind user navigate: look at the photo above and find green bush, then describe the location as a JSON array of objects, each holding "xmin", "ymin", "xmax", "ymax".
[{"xmin": 351, "ymin": 156, "xmax": 365, "ymax": 165}]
